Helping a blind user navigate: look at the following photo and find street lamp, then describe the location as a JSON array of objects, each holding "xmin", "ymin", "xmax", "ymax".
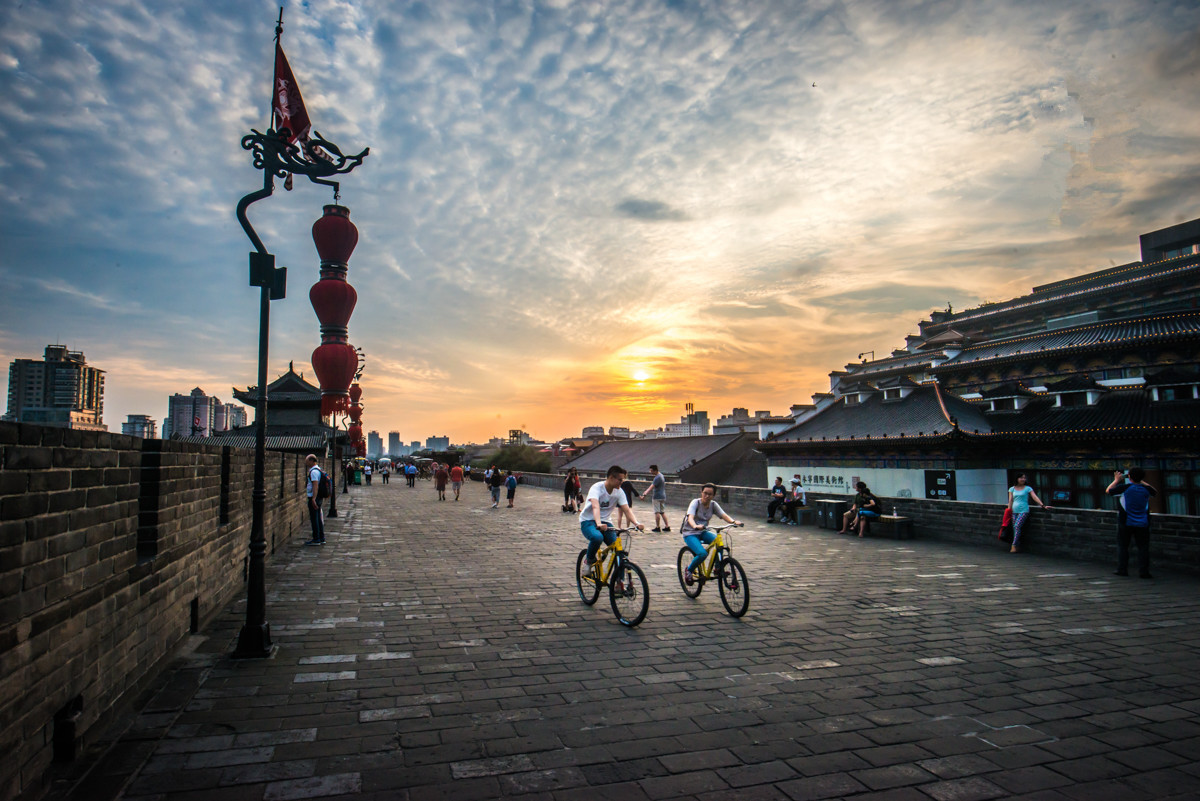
[{"xmin": 232, "ymin": 10, "xmax": 367, "ymax": 659}]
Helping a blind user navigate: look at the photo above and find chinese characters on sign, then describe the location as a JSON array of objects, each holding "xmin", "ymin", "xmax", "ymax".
[{"xmin": 802, "ymin": 474, "xmax": 849, "ymax": 488}]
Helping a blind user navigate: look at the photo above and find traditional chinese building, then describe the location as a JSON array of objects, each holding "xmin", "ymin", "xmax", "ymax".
[
  {"xmin": 760, "ymin": 217, "xmax": 1200, "ymax": 516},
  {"xmin": 179, "ymin": 362, "xmax": 345, "ymax": 455}
]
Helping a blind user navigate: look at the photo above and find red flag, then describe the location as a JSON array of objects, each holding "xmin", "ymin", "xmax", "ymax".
[{"xmin": 273, "ymin": 42, "xmax": 311, "ymax": 144}]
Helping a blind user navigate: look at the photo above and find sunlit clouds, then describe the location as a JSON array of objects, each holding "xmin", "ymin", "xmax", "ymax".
[{"xmin": 2, "ymin": 1, "xmax": 1199, "ymax": 442}]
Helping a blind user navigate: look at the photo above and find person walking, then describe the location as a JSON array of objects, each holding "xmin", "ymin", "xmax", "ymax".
[
  {"xmin": 434, "ymin": 463, "xmax": 449, "ymax": 501},
  {"xmin": 505, "ymin": 471, "xmax": 518, "ymax": 508},
  {"xmin": 645, "ymin": 464, "xmax": 671, "ymax": 532},
  {"xmin": 563, "ymin": 467, "xmax": 581, "ymax": 513},
  {"xmin": 1007, "ymin": 473, "xmax": 1051, "ymax": 553},
  {"xmin": 488, "ymin": 466, "xmax": 504, "ymax": 508},
  {"xmin": 1106, "ymin": 468, "xmax": 1156, "ymax": 578},
  {"xmin": 450, "ymin": 463, "xmax": 464, "ymax": 500}
]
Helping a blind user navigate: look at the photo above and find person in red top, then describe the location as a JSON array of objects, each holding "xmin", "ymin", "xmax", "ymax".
[
  {"xmin": 449, "ymin": 464, "xmax": 465, "ymax": 501},
  {"xmin": 434, "ymin": 463, "xmax": 449, "ymax": 501}
]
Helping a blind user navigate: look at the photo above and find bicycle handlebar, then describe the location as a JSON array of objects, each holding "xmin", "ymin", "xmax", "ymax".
[{"xmin": 699, "ymin": 522, "xmax": 744, "ymax": 532}]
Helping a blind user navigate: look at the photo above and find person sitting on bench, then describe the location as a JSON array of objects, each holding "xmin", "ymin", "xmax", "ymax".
[
  {"xmin": 781, "ymin": 477, "xmax": 807, "ymax": 524},
  {"xmin": 838, "ymin": 481, "xmax": 880, "ymax": 537}
]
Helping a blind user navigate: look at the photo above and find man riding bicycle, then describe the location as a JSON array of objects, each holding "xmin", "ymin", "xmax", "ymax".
[{"xmin": 581, "ymin": 464, "xmax": 644, "ymax": 571}]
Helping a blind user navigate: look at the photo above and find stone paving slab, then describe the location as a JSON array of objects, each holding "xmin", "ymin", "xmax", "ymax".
[{"xmin": 55, "ymin": 479, "xmax": 1200, "ymax": 800}]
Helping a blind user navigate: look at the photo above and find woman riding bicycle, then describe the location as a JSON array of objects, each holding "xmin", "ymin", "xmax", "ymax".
[{"xmin": 681, "ymin": 483, "xmax": 741, "ymax": 582}]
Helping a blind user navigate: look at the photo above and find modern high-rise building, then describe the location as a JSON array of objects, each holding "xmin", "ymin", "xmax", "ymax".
[
  {"xmin": 410, "ymin": 441, "xmax": 420, "ymax": 451},
  {"xmin": 4, "ymin": 344, "xmax": 106, "ymax": 430},
  {"xmin": 426, "ymin": 435, "xmax": 450, "ymax": 450},
  {"xmin": 121, "ymin": 414, "xmax": 158, "ymax": 439},
  {"xmin": 388, "ymin": 431, "xmax": 401, "ymax": 457},
  {"xmin": 367, "ymin": 431, "xmax": 383, "ymax": 458},
  {"xmin": 164, "ymin": 388, "xmax": 246, "ymax": 439}
]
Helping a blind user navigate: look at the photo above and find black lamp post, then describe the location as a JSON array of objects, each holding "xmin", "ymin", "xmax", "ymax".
[{"xmin": 232, "ymin": 10, "xmax": 367, "ymax": 659}]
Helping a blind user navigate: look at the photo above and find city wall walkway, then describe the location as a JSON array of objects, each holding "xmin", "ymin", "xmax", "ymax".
[{"xmin": 60, "ymin": 479, "xmax": 1200, "ymax": 800}]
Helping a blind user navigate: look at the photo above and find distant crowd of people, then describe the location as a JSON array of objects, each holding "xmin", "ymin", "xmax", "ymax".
[{"xmin": 303, "ymin": 457, "xmax": 1160, "ymax": 578}]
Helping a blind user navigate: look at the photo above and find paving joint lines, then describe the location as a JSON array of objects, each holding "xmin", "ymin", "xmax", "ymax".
[{"xmin": 58, "ymin": 478, "xmax": 1200, "ymax": 800}]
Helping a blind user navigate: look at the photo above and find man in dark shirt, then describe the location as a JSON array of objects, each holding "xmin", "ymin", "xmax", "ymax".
[
  {"xmin": 1106, "ymin": 468, "xmax": 1157, "ymax": 579},
  {"xmin": 767, "ymin": 477, "xmax": 787, "ymax": 523}
]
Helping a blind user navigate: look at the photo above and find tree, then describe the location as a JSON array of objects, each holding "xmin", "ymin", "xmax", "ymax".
[{"xmin": 474, "ymin": 445, "xmax": 551, "ymax": 474}]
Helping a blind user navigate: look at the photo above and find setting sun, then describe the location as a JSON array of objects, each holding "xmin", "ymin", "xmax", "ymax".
[{"xmin": 633, "ymin": 370, "xmax": 650, "ymax": 382}]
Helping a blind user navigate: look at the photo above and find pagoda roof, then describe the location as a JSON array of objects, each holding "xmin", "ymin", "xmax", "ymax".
[
  {"xmin": 765, "ymin": 385, "xmax": 992, "ymax": 445},
  {"xmin": 922, "ymin": 258, "xmax": 1200, "ymax": 335},
  {"xmin": 976, "ymin": 381, "xmax": 1035, "ymax": 399},
  {"xmin": 1042, "ymin": 374, "xmax": 1102, "ymax": 392},
  {"xmin": 1143, "ymin": 367, "xmax": 1200, "ymax": 387},
  {"xmin": 233, "ymin": 362, "xmax": 323, "ymax": 405},
  {"xmin": 932, "ymin": 312, "xmax": 1200, "ymax": 372}
]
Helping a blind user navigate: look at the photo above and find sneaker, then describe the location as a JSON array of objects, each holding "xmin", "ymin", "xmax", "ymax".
[
  {"xmin": 652, "ymin": 527, "xmax": 661, "ymax": 533},
  {"xmin": 615, "ymin": 581, "xmax": 625, "ymax": 594},
  {"xmin": 663, "ymin": 526, "xmax": 671, "ymax": 532},
  {"xmin": 684, "ymin": 569, "xmax": 694, "ymax": 585},
  {"xmin": 304, "ymin": 539, "xmax": 321, "ymax": 546}
]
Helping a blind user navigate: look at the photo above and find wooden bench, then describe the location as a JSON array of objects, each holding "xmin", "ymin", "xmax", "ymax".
[{"xmin": 875, "ymin": 514, "xmax": 914, "ymax": 540}]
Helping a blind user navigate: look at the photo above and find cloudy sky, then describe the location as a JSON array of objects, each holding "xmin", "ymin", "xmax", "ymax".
[{"xmin": 2, "ymin": 0, "xmax": 1198, "ymax": 444}]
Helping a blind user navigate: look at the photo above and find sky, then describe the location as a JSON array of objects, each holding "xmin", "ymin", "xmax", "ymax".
[{"xmin": 2, "ymin": 0, "xmax": 1199, "ymax": 445}]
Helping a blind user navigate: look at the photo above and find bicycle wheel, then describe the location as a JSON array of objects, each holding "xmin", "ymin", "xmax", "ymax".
[
  {"xmin": 576, "ymin": 549, "xmax": 601, "ymax": 606},
  {"xmin": 611, "ymin": 561, "xmax": 649, "ymax": 627},
  {"xmin": 676, "ymin": 546, "xmax": 703, "ymax": 598},
  {"xmin": 717, "ymin": 557, "xmax": 750, "ymax": 618}
]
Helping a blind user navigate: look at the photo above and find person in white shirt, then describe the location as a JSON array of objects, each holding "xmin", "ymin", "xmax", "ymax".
[
  {"xmin": 580, "ymin": 465, "xmax": 643, "ymax": 568},
  {"xmin": 681, "ymin": 483, "xmax": 741, "ymax": 580}
]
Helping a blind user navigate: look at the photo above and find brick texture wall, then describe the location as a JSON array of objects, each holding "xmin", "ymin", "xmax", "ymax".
[
  {"xmin": 519, "ymin": 471, "xmax": 1200, "ymax": 572},
  {"xmin": 0, "ymin": 421, "xmax": 318, "ymax": 800}
]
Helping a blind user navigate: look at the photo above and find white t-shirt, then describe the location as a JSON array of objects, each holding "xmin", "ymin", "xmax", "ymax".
[
  {"xmin": 307, "ymin": 465, "xmax": 322, "ymax": 498},
  {"xmin": 579, "ymin": 481, "xmax": 628, "ymax": 525},
  {"xmin": 682, "ymin": 498, "xmax": 725, "ymax": 533}
]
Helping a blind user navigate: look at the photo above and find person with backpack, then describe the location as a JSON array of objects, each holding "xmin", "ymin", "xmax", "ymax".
[
  {"xmin": 304, "ymin": 454, "xmax": 327, "ymax": 546},
  {"xmin": 505, "ymin": 470, "xmax": 519, "ymax": 508},
  {"xmin": 1106, "ymin": 468, "xmax": 1157, "ymax": 578}
]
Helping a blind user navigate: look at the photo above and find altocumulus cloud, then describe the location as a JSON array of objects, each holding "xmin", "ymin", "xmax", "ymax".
[{"xmin": 0, "ymin": 0, "xmax": 1198, "ymax": 442}]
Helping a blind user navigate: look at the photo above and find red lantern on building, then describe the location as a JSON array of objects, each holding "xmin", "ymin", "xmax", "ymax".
[
  {"xmin": 348, "ymin": 424, "xmax": 363, "ymax": 441},
  {"xmin": 309, "ymin": 205, "xmax": 360, "ymax": 415}
]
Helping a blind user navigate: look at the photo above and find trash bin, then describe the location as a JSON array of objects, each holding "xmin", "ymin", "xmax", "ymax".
[{"xmin": 815, "ymin": 499, "xmax": 847, "ymax": 530}]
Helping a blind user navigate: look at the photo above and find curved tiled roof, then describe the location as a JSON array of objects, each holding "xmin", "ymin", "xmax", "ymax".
[
  {"xmin": 926, "ymin": 259, "xmax": 1200, "ymax": 330},
  {"xmin": 933, "ymin": 312, "xmax": 1200, "ymax": 371},
  {"xmin": 980, "ymin": 390, "xmax": 1200, "ymax": 440},
  {"xmin": 767, "ymin": 385, "xmax": 992, "ymax": 444},
  {"xmin": 560, "ymin": 434, "xmax": 745, "ymax": 475}
]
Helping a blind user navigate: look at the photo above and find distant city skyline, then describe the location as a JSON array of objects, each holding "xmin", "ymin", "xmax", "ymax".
[{"xmin": 2, "ymin": 1, "xmax": 1198, "ymax": 442}]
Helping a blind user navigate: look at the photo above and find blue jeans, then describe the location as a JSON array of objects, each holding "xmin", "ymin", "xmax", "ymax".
[
  {"xmin": 308, "ymin": 498, "xmax": 324, "ymax": 542},
  {"xmin": 683, "ymin": 530, "xmax": 716, "ymax": 572},
  {"xmin": 581, "ymin": 520, "xmax": 617, "ymax": 563}
]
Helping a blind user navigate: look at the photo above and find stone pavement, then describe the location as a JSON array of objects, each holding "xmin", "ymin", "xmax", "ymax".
[{"xmin": 60, "ymin": 479, "xmax": 1200, "ymax": 801}]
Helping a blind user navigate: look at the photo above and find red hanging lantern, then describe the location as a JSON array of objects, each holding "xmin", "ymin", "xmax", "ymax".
[
  {"xmin": 311, "ymin": 343, "xmax": 358, "ymax": 414},
  {"xmin": 348, "ymin": 405, "xmax": 362, "ymax": 423},
  {"xmin": 349, "ymin": 383, "xmax": 362, "ymax": 404},
  {"xmin": 309, "ymin": 205, "xmax": 361, "ymax": 415},
  {"xmin": 312, "ymin": 204, "xmax": 359, "ymax": 265},
  {"xmin": 348, "ymin": 424, "xmax": 363, "ymax": 441}
]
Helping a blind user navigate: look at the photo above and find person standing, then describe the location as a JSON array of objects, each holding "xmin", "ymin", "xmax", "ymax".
[
  {"xmin": 563, "ymin": 467, "xmax": 581, "ymax": 513},
  {"xmin": 434, "ymin": 463, "xmax": 449, "ymax": 501},
  {"xmin": 304, "ymin": 454, "xmax": 325, "ymax": 546},
  {"xmin": 407, "ymin": 462, "xmax": 417, "ymax": 487},
  {"xmin": 1106, "ymin": 468, "xmax": 1156, "ymax": 578},
  {"xmin": 364, "ymin": 461, "xmax": 372, "ymax": 485},
  {"xmin": 1007, "ymin": 473, "xmax": 1051, "ymax": 553},
  {"xmin": 450, "ymin": 463, "xmax": 464, "ymax": 501},
  {"xmin": 645, "ymin": 464, "xmax": 671, "ymax": 532},
  {"xmin": 380, "ymin": 462, "xmax": 390, "ymax": 484}
]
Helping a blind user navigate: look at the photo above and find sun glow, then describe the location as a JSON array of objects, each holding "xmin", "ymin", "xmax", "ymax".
[{"xmin": 633, "ymin": 370, "xmax": 651, "ymax": 382}]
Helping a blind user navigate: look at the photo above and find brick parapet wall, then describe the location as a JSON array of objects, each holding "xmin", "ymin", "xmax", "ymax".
[
  {"xmin": 518, "ymin": 471, "xmax": 1200, "ymax": 573},
  {"xmin": 0, "ymin": 421, "xmax": 318, "ymax": 801}
]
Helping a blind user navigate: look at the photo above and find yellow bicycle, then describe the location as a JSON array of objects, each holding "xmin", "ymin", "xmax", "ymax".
[
  {"xmin": 677, "ymin": 523, "xmax": 750, "ymax": 617},
  {"xmin": 576, "ymin": 527, "xmax": 650, "ymax": 627}
]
